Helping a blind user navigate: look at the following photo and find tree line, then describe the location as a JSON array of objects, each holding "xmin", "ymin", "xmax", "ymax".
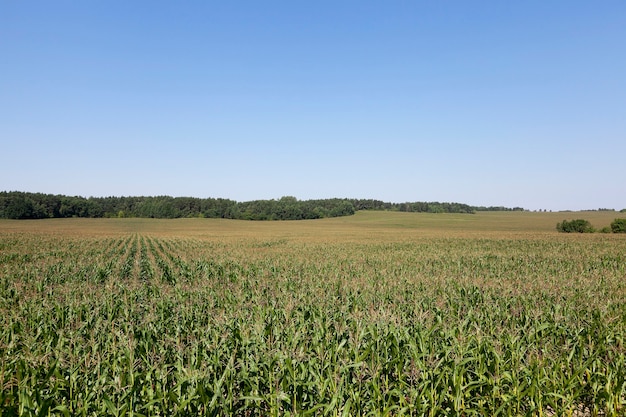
[
  {"xmin": 557, "ymin": 218, "xmax": 626, "ymax": 234},
  {"xmin": 0, "ymin": 191, "xmax": 522, "ymax": 220}
]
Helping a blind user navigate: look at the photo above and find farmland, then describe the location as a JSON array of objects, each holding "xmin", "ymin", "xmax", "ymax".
[{"xmin": 1, "ymin": 211, "xmax": 625, "ymax": 416}]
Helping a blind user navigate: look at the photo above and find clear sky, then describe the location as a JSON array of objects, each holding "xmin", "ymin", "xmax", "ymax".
[{"xmin": 2, "ymin": 1, "xmax": 625, "ymax": 211}]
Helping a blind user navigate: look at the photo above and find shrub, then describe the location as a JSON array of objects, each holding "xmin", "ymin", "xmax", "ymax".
[
  {"xmin": 556, "ymin": 219, "xmax": 595, "ymax": 233},
  {"xmin": 610, "ymin": 218, "xmax": 626, "ymax": 233}
]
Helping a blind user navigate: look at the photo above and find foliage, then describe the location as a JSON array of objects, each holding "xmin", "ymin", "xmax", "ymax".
[
  {"xmin": 1, "ymin": 226, "xmax": 626, "ymax": 415},
  {"xmin": 395, "ymin": 201, "xmax": 475, "ymax": 213},
  {"xmin": 0, "ymin": 192, "xmax": 352, "ymax": 221},
  {"xmin": 349, "ymin": 199, "xmax": 510, "ymax": 213},
  {"xmin": 472, "ymin": 205, "xmax": 525, "ymax": 211},
  {"xmin": 610, "ymin": 218, "xmax": 626, "ymax": 233},
  {"xmin": 556, "ymin": 219, "xmax": 595, "ymax": 233},
  {"xmin": 0, "ymin": 192, "xmax": 524, "ymax": 220}
]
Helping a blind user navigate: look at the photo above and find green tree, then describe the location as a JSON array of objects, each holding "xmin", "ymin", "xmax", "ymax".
[
  {"xmin": 3, "ymin": 194, "xmax": 35, "ymax": 219},
  {"xmin": 610, "ymin": 218, "xmax": 626, "ymax": 233},
  {"xmin": 556, "ymin": 219, "xmax": 595, "ymax": 233}
]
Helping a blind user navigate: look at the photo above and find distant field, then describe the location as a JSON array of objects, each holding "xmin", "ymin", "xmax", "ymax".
[
  {"xmin": 0, "ymin": 209, "xmax": 622, "ymax": 238},
  {"xmin": 1, "ymin": 211, "xmax": 625, "ymax": 415}
]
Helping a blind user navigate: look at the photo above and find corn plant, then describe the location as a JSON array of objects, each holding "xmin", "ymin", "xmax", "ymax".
[{"xmin": 1, "ymin": 220, "xmax": 626, "ymax": 415}]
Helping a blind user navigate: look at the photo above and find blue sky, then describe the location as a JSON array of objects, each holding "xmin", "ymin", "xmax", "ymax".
[{"xmin": 1, "ymin": 1, "xmax": 625, "ymax": 211}]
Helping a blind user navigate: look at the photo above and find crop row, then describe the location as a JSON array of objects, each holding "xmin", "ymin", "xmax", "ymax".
[{"xmin": 1, "ymin": 233, "xmax": 626, "ymax": 415}]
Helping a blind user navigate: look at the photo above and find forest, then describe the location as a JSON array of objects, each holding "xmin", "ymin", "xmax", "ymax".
[{"xmin": 0, "ymin": 191, "xmax": 523, "ymax": 220}]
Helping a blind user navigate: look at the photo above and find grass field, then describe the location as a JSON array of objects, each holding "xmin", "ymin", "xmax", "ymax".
[{"xmin": 1, "ymin": 211, "xmax": 625, "ymax": 416}]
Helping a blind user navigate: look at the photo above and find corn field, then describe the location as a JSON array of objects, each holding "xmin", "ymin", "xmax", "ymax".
[{"xmin": 1, "ymin": 217, "xmax": 626, "ymax": 416}]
